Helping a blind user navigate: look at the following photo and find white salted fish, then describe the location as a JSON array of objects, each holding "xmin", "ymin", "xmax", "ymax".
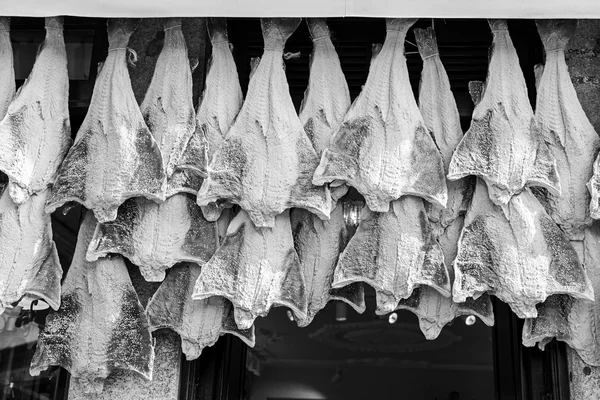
[
  {"xmin": 332, "ymin": 197, "xmax": 451, "ymax": 315},
  {"xmin": 0, "ymin": 189, "xmax": 62, "ymax": 314},
  {"xmin": 453, "ymin": 179, "xmax": 593, "ymax": 318},
  {"xmin": 291, "ymin": 205, "xmax": 365, "ymax": 327},
  {"xmin": 0, "ymin": 17, "xmax": 15, "ymax": 123},
  {"xmin": 146, "ymin": 263, "xmax": 255, "ymax": 360},
  {"xmin": 395, "ymin": 29, "xmax": 493, "ymax": 340},
  {"xmin": 30, "ymin": 212, "xmax": 154, "ymax": 394},
  {"xmin": 589, "ymin": 156, "xmax": 600, "ymax": 220},
  {"xmin": 312, "ymin": 18, "xmax": 447, "ymax": 212},
  {"xmin": 0, "ymin": 17, "xmax": 71, "ymax": 205},
  {"xmin": 522, "ymin": 225, "xmax": 600, "ymax": 366},
  {"xmin": 86, "ymin": 194, "xmax": 219, "ymax": 282},
  {"xmin": 180, "ymin": 18, "xmax": 242, "ymax": 220},
  {"xmin": 193, "ymin": 209, "xmax": 307, "ymax": 329},
  {"xmin": 140, "ymin": 18, "xmax": 201, "ymax": 197},
  {"xmin": 46, "ymin": 19, "xmax": 165, "ymax": 223},
  {"xmin": 197, "ymin": 18, "xmax": 332, "ymax": 228},
  {"xmin": 448, "ymin": 19, "xmax": 560, "ymax": 206},
  {"xmin": 532, "ymin": 20, "xmax": 600, "ymax": 239}
]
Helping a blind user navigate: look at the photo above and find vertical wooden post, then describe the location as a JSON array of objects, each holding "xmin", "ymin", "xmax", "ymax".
[{"xmin": 67, "ymin": 17, "xmax": 208, "ymax": 400}]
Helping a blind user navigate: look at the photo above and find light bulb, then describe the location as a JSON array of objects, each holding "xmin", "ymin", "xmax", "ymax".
[
  {"xmin": 336, "ymin": 302, "xmax": 347, "ymax": 322},
  {"xmin": 388, "ymin": 312, "xmax": 398, "ymax": 324},
  {"xmin": 286, "ymin": 310, "xmax": 295, "ymax": 322},
  {"xmin": 465, "ymin": 315, "xmax": 476, "ymax": 326}
]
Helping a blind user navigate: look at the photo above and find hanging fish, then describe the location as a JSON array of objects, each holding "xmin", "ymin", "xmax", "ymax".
[
  {"xmin": 140, "ymin": 18, "xmax": 201, "ymax": 197},
  {"xmin": 332, "ymin": 197, "xmax": 451, "ymax": 315},
  {"xmin": 30, "ymin": 212, "xmax": 154, "ymax": 394},
  {"xmin": 179, "ymin": 18, "xmax": 242, "ymax": 221},
  {"xmin": 86, "ymin": 194, "xmax": 219, "ymax": 282},
  {"xmin": 146, "ymin": 263, "xmax": 255, "ymax": 360},
  {"xmin": 531, "ymin": 20, "xmax": 600, "ymax": 239},
  {"xmin": 453, "ymin": 179, "xmax": 593, "ymax": 318},
  {"xmin": 312, "ymin": 18, "xmax": 447, "ymax": 212},
  {"xmin": 291, "ymin": 205, "xmax": 365, "ymax": 327},
  {"xmin": 193, "ymin": 209, "xmax": 307, "ymax": 329},
  {"xmin": 394, "ymin": 28, "xmax": 493, "ymax": 340},
  {"xmin": 197, "ymin": 18, "xmax": 332, "ymax": 228},
  {"xmin": 448, "ymin": 19, "xmax": 560, "ymax": 206},
  {"xmin": 0, "ymin": 17, "xmax": 71, "ymax": 205},
  {"xmin": 46, "ymin": 19, "xmax": 165, "ymax": 223},
  {"xmin": 0, "ymin": 17, "xmax": 15, "ymax": 122},
  {"xmin": 0, "ymin": 189, "xmax": 62, "ymax": 314}
]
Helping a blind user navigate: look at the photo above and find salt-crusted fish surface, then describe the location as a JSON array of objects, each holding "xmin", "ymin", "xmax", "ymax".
[
  {"xmin": 180, "ymin": 18, "xmax": 242, "ymax": 220},
  {"xmin": 448, "ymin": 19, "xmax": 560, "ymax": 206},
  {"xmin": 453, "ymin": 178, "xmax": 593, "ymax": 318},
  {"xmin": 30, "ymin": 212, "xmax": 154, "ymax": 393},
  {"xmin": 46, "ymin": 19, "xmax": 165, "ymax": 223},
  {"xmin": 140, "ymin": 18, "xmax": 201, "ymax": 197},
  {"xmin": 300, "ymin": 18, "xmax": 351, "ymax": 201},
  {"xmin": 197, "ymin": 18, "xmax": 332, "ymax": 228},
  {"xmin": 0, "ymin": 17, "xmax": 71, "ymax": 205},
  {"xmin": 0, "ymin": 18, "xmax": 15, "ymax": 123},
  {"xmin": 589, "ymin": 155, "xmax": 600, "ymax": 220},
  {"xmin": 530, "ymin": 20, "xmax": 600, "ymax": 239},
  {"xmin": 0, "ymin": 189, "xmax": 62, "ymax": 314},
  {"xmin": 395, "ymin": 29, "xmax": 493, "ymax": 340},
  {"xmin": 522, "ymin": 224, "xmax": 600, "ymax": 366},
  {"xmin": 312, "ymin": 18, "xmax": 447, "ymax": 212},
  {"xmin": 146, "ymin": 263, "xmax": 255, "ymax": 360},
  {"xmin": 86, "ymin": 194, "xmax": 219, "ymax": 282},
  {"xmin": 332, "ymin": 197, "xmax": 451, "ymax": 315},
  {"xmin": 291, "ymin": 205, "xmax": 365, "ymax": 327},
  {"xmin": 193, "ymin": 209, "xmax": 308, "ymax": 329}
]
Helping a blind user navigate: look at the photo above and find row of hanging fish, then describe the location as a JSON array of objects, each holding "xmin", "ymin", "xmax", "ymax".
[{"xmin": 0, "ymin": 14, "xmax": 595, "ymax": 393}]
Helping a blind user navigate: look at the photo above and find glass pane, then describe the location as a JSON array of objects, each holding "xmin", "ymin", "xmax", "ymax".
[{"xmin": 243, "ymin": 293, "xmax": 494, "ymax": 400}]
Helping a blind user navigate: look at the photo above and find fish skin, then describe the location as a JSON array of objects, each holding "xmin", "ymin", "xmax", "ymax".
[
  {"xmin": 192, "ymin": 209, "xmax": 308, "ymax": 330},
  {"xmin": 312, "ymin": 18, "xmax": 447, "ymax": 212},
  {"xmin": 197, "ymin": 18, "xmax": 333, "ymax": 228},
  {"xmin": 332, "ymin": 197, "xmax": 451, "ymax": 315},
  {"xmin": 453, "ymin": 178, "xmax": 593, "ymax": 318},
  {"xmin": 589, "ymin": 156, "xmax": 600, "ymax": 220},
  {"xmin": 0, "ymin": 189, "xmax": 62, "ymax": 314},
  {"xmin": 0, "ymin": 17, "xmax": 71, "ymax": 205},
  {"xmin": 395, "ymin": 28, "xmax": 493, "ymax": 340},
  {"xmin": 291, "ymin": 205, "xmax": 365, "ymax": 327},
  {"xmin": 531, "ymin": 20, "xmax": 600, "ymax": 239},
  {"xmin": 86, "ymin": 194, "xmax": 219, "ymax": 282},
  {"xmin": 0, "ymin": 18, "xmax": 15, "ymax": 122},
  {"xmin": 30, "ymin": 212, "xmax": 154, "ymax": 394},
  {"xmin": 448, "ymin": 19, "xmax": 560, "ymax": 206},
  {"xmin": 180, "ymin": 18, "xmax": 241, "ymax": 220},
  {"xmin": 523, "ymin": 223, "xmax": 600, "ymax": 366},
  {"xmin": 46, "ymin": 19, "xmax": 166, "ymax": 223},
  {"xmin": 146, "ymin": 263, "xmax": 255, "ymax": 360},
  {"xmin": 140, "ymin": 18, "xmax": 201, "ymax": 197}
]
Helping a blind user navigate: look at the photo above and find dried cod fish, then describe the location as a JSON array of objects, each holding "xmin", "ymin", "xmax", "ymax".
[
  {"xmin": 394, "ymin": 30, "xmax": 493, "ymax": 340},
  {"xmin": 589, "ymin": 155, "xmax": 600, "ymax": 220},
  {"xmin": 0, "ymin": 17, "xmax": 15, "ymax": 122},
  {"xmin": 312, "ymin": 18, "xmax": 447, "ymax": 212},
  {"xmin": 531, "ymin": 20, "xmax": 600, "ymax": 239},
  {"xmin": 30, "ymin": 212, "xmax": 154, "ymax": 393},
  {"xmin": 453, "ymin": 179, "xmax": 593, "ymax": 318},
  {"xmin": 46, "ymin": 19, "xmax": 165, "ymax": 223},
  {"xmin": 197, "ymin": 18, "xmax": 332, "ymax": 228},
  {"xmin": 332, "ymin": 197, "xmax": 451, "ymax": 315},
  {"xmin": 146, "ymin": 263, "xmax": 255, "ymax": 360},
  {"xmin": 193, "ymin": 209, "xmax": 307, "ymax": 329},
  {"xmin": 180, "ymin": 18, "xmax": 242, "ymax": 220},
  {"xmin": 291, "ymin": 205, "xmax": 365, "ymax": 327},
  {"xmin": 140, "ymin": 18, "xmax": 202, "ymax": 197},
  {"xmin": 0, "ymin": 189, "xmax": 62, "ymax": 314},
  {"xmin": 86, "ymin": 194, "xmax": 219, "ymax": 282},
  {"xmin": 0, "ymin": 17, "xmax": 71, "ymax": 205},
  {"xmin": 448, "ymin": 19, "xmax": 560, "ymax": 206}
]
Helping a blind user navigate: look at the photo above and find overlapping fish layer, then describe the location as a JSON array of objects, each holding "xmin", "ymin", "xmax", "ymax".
[
  {"xmin": 0, "ymin": 17, "xmax": 71, "ymax": 205},
  {"xmin": 30, "ymin": 212, "xmax": 154, "ymax": 393},
  {"xmin": 197, "ymin": 18, "xmax": 332, "ymax": 228},
  {"xmin": 47, "ymin": 19, "xmax": 165, "ymax": 223}
]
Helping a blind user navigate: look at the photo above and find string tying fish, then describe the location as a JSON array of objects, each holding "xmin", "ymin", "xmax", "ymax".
[
  {"xmin": 164, "ymin": 24, "xmax": 182, "ymax": 31},
  {"xmin": 422, "ymin": 53, "xmax": 439, "ymax": 60},
  {"xmin": 108, "ymin": 47, "xmax": 138, "ymax": 67},
  {"xmin": 546, "ymin": 48, "xmax": 565, "ymax": 53},
  {"xmin": 312, "ymin": 36, "xmax": 329, "ymax": 43},
  {"xmin": 283, "ymin": 51, "xmax": 301, "ymax": 60},
  {"xmin": 211, "ymin": 40, "xmax": 229, "ymax": 45}
]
